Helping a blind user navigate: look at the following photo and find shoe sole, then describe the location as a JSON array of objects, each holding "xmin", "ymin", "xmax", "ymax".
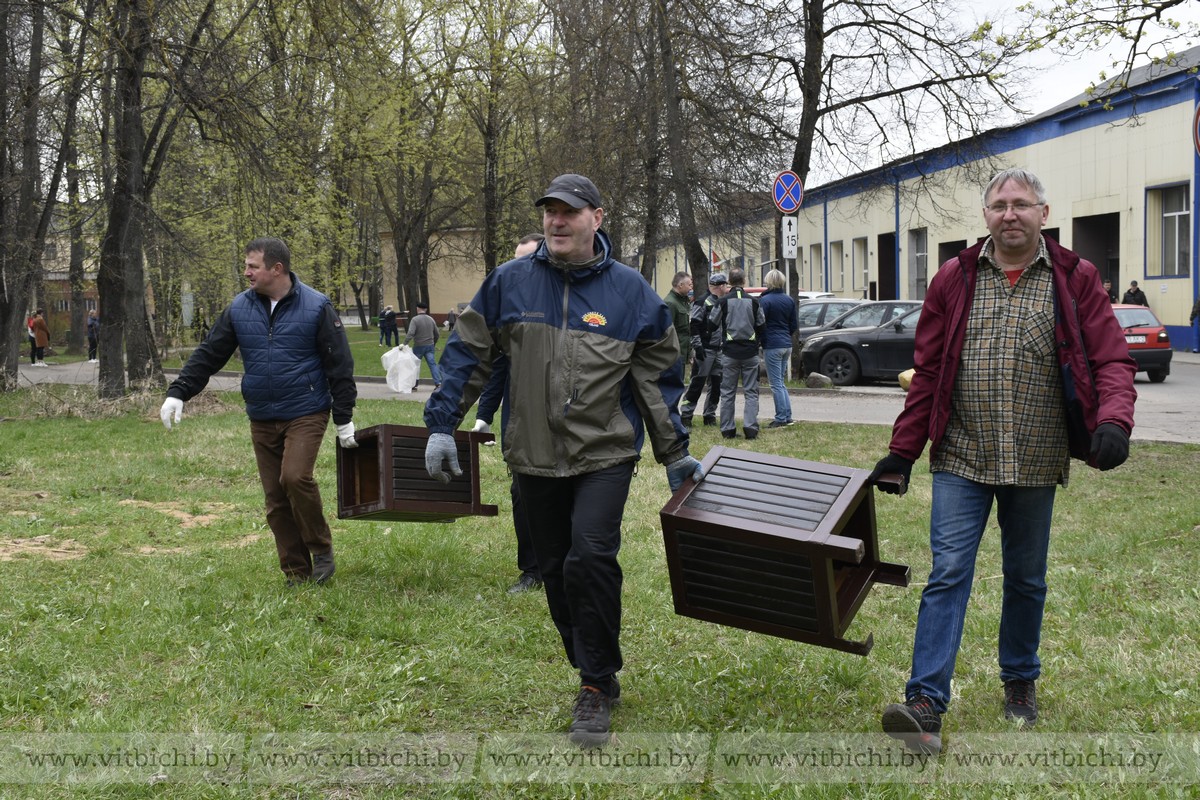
[
  {"xmin": 568, "ymin": 729, "xmax": 611, "ymax": 748},
  {"xmin": 1004, "ymin": 709, "xmax": 1038, "ymax": 726},
  {"xmin": 882, "ymin": 705, "xmax": 942, "ymax": 754}
]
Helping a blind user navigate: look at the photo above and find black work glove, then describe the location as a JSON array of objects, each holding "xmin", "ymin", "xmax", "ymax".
[
  {"xmin": 869, "ymin": 453, "xmax": 913, "ymax": 494},
  {"xmin": 1090, "ymin": 422, "xmax": 1129, "ymax": 471},
  {"xmin": 693, "ymin": 345, "xmax": 706, "ymax": 364}
]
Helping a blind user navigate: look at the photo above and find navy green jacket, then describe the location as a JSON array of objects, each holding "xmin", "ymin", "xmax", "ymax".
[{"xmin": 424, "ymin": 231, "xmax": 687, "ymax": 477}]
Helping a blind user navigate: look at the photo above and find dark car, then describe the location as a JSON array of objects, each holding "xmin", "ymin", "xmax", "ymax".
[
  {"xmin": 1111, "ymin": 303, "xmax": 1171, "ymax": 382},
  {"xmin": 808, "ymin": 300, "xmax": 923, "ymax": 339},
  {"xmin": 800, "ymin": 305, "xmax": 923, "ymax": 386}
]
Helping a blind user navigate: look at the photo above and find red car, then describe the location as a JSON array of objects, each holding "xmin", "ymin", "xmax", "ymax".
[{"xmin": 1111, "ymin": 304, "xmax": 1171, "ymax": 383}]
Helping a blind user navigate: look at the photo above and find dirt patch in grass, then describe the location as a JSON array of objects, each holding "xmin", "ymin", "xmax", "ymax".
[
  {"xmin": 0, "ymin": 535, "xmax": 86, "ymax": 561},
  {"xmin": 117, "ymin": 499, "xmax": 235, "ymax": 528}
]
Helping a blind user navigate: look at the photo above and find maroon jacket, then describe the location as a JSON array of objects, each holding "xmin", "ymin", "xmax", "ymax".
[{"xmin": 889, "ymin": 237, "xmax": 1136, "ymax": 465}]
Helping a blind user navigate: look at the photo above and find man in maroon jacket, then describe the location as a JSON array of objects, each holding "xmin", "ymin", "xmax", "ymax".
[{"xmin": 870, "ymin": 168, "xmax": 1136, "ymax": 754}]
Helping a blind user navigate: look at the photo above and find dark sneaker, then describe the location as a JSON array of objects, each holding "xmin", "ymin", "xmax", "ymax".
[
  {"xmin": 312, "ymin": 551, "xmax": 336, "ymax": 585},
  {"xmin": 285, "ymin": 574, "xmax": 312, "ymax": 587},
  {"xmin": 882, "ymin": 695, "xmax": 942, "ymax": 754},
  {"xmin": 721, "ymin": 431, "xmax": 737, "ymax": 439},
  {"xmin": 680, "ymin": 406, "xmax": 695, "ymax": 427},
  {"xmin": 1003, "ymin": 679, "xmax": 1038, "ymax": 726},
  {"xmin": 767, "ymin": 420, "xmax": 789, "ymax": 429},
  {"xmin": 744, "ymin": 429, "xmax": 758, "ymax": 440},
  {"xmin": 507, "ymin": 573, "xmax": 543, "ymax": 594},
  {"xmin": 703, "ymin": 416, "xmax": 717, "ymax": 426},
  {"xmin": 568, "ymin": 679, "xmax": 620, "ymax": 747}
]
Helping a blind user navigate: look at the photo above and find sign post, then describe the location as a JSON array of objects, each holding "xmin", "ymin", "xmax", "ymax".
[{"xmin": 781, "ymin": 216, "xmax": 798, "ymax": 259}]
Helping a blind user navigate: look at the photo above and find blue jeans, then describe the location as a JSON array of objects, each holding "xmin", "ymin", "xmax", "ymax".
[
  {"xmin": 764, "ymin": 347, "xmax": 792, "ymax": 423},
  {"xmin": 412, "ymin": 344, "xmax": 442, "ymax": 385},
  {"xmin": 906, "ymin": 472, "xmax": 1056, "ymax": 712}
]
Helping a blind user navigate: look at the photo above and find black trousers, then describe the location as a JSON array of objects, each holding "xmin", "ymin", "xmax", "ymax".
[
  {"xmin": 511, "ymin": 478, "xmax": 539, "ymax": 578},
  {"xmin": 514, "ymin": 462, "xmax": 633, "ymax": 688}
]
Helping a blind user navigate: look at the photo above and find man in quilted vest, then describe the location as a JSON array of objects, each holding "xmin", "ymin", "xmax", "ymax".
[{"xmin": 159, "ymin": 237, "xmax": 358, "ymax": 586}]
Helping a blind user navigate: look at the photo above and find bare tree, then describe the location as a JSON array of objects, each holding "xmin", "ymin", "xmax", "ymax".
[{"xmin": 1019, "ymin": 0, "xmax": 1198, "ymax": 100}]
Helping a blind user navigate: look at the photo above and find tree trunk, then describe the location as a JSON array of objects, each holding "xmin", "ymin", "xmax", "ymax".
[
  {"xmin": 656, "ymin": 0, "xmax": 709, "ymax": 285},
  {"xmin": 97, "ymin": 0, "xmax": 152, "ymax": 398}
]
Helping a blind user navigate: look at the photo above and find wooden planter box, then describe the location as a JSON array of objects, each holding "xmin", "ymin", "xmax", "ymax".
[
  {"xmin": 337, "ymin": 424, "xmax": 498, "ymax": 522},
  {"xmin": 659, "ymin": 446, "xmax": 909, "ymax": 655}
]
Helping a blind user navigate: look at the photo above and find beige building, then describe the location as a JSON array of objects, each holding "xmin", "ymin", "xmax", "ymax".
[
  {"xmin": 380, "ymin": 228, "xmax": 490, "ymax": 325},
  {"xmin": 650, "ymin": 47, "xmax": 1200, "ymax": 350}
]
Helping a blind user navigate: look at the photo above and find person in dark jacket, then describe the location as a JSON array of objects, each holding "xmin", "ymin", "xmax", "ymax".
[
  {"xmin": 664, "ymin": 272, "xmax": 694, "ymax": 388},
  {"xmin": 86, "ymin": 310, "xmax": 100, "ymax": 362},
  {"xmin": 759, "ymin": 269, "xmax": 798, "ymax": 427},
  {"xmin": 1102, "ymin": 278, "xmax": 1118, "ymax": 303},
  {"xmin": 160, "ymin": 237, "xmax": 358, "ymax": 586},
  {"xmin": 871, "ymin": 169, "xmax": 1136, "ymax": 755},
  {"xmin": 1122, "ymin": 280, "xmax": 1149, "ymax": 306},
  {"xmin": 423, "ymin": 174, "xmax": 703, "ymax": 748},
  {"xmin": 472, "ymin": 233, "xmax": 545, "ymax": 595},
  {"xmin": 715, "ymin": 267, "xmax": 766, "ymax": 439},
  {"xmin": 679, "ymin": 273, "xmax": 730, "ymax": 428}
]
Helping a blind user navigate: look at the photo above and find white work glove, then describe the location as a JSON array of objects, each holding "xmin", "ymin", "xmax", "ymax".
[
  {"xmin": 336, "ymin": 422, "xmax": 358, "ymax": 448},
  {"xmin": 160, "ymin": 397, "xmax": 184, "ymax": 430},
  {"xmin": 665, "ymin": 454, "xmax": 705, "ymax": 492},
  {"xmin": 424, "ymin": 432, "xmax": 463, "ymax": 484},
  {"xmin": 471, "ymin": 418, "xmax": 496, "ymax": 446}
]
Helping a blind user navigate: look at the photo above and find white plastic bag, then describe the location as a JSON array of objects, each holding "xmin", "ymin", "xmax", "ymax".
[{"xmin": 382, "ymin": 345, "xmax": 421, "ymax": 394}]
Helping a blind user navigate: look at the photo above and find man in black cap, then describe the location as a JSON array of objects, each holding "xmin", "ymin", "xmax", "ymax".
[
  {"xmin": 1121, "ymin": 280, "xmax": 1148, "ymax": 307},
  {"xmin": 423, "ymin": 173, "xmax": 703, "ymax": 746},
  {"xmin": 679, "ymin": 272, "xmax": 731, "ymax": 429}
]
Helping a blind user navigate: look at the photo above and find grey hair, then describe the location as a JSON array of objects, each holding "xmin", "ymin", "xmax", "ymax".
[
  {"xmin": 764, "ymin": 269, "xmax": 786, "ymax": 290},
  {"xmin": 982, "ymin": 168, "xmax": 1048, "ymax": 206}
]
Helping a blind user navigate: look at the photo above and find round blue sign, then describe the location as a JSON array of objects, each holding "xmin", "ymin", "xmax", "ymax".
[{"xmin": 773, "ymin": 171, "xmax": 804, "ymax": 214}]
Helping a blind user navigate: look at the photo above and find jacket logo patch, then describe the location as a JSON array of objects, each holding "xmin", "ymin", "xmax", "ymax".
[{"xmin": 581, "ymin": 312, "xmax": 607, "ymax": 327}]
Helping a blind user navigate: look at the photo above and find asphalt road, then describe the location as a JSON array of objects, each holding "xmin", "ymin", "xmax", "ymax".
[{"xmin": 13, "ymin": 353, "xmax": 1200, "ymax": 444}]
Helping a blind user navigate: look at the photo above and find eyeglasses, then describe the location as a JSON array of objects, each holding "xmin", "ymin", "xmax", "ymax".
[{"xmin": 985, "ymin": 201, "xmax": 1043, "ymax": 215}]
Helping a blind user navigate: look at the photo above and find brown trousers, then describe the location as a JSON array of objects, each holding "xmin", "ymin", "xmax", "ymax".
[{"xmin": 249, "ymin": 411, "xmax": 333, "ymax": 578}]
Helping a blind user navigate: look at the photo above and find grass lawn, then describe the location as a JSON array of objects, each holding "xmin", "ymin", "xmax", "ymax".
[{"xmin": 0, "ymin": 385, "xmax": 1197, "ymax": 798}]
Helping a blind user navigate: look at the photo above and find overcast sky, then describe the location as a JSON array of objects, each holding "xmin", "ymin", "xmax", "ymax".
[{"xmin": 972, "ymin": 0, "xmax": 1200, "ymax": 116}]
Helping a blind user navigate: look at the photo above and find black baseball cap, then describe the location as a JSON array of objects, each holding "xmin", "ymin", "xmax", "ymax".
[{"xmin": 535, "ymin": 174, "xmax": 602, "ymax": 209}]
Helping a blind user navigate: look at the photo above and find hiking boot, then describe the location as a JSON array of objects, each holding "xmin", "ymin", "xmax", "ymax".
[
  {"xmin": 744, "ymin": 429, "xmax": 758, "ymax": 440},
  {"xmin": 568, "ymin": 679, "xmax": 620, "ymax": 747},
  {"xmin": 882, "ymin": 694, "xmax": 942, "ymax": 754},
  {"xmin": 312, "ymin": 551, "xmax": 336, "ymax": 585},
  {"xmin": 721, "ymin": 431, "xmax": 737, "ymax": 439},
  {"xmin": 507, "ymin": 573, "xmax": 543, "ymax": 594},
  {"xmin": 1003, "ymin": 679, "xmax": 1038, "ymax": 726}
]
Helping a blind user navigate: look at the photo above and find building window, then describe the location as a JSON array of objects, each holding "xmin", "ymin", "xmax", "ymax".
[
  {"xmin": 908, "ymin": 228, "xmax": 928, "ymax": 299},
  {"xmin": 807, "ymin": 243, "xmax": 822, "ymax": 291},
  {"xmin": 830, "ymin": 241, "xmax": 845, "ymax": 292},
  {"xmin": 852, "ymin": 237, "xmax": 868, "ymax": 291},
  {"xmin": 1147, "ymin": 184, "xmax": 1190, "ymax": 277}
]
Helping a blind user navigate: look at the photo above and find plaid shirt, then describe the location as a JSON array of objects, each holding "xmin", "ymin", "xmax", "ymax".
[{"xmin": 931, "ymin": 236, "xmax": 1071, "ymax": 486}]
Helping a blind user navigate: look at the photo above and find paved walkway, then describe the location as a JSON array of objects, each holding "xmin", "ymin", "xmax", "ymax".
[{"xmin": 13, "ymin": 352, "xmax": 1200, "ymax": 444}]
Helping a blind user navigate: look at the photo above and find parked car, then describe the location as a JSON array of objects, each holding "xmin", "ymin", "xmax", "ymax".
[
  {"xmin": 808, "ymin": 300, "xmax": 923, "ymax": 338},
  {"xmin": 1111, "ymin": 303, "xmax": 1172, "ymax": 382},
  {"xmin": 800, "ymin": 305, "xmax": 923, "ymax": 386},
  {"xmin": 795, "ymin": 297, "xmax": 866, "ymax": 340}
]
